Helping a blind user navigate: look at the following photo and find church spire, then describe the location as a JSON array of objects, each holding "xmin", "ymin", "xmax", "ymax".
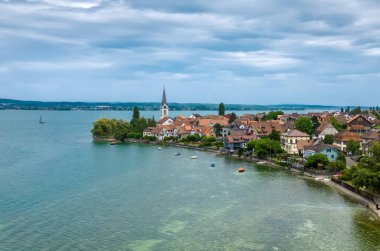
[
  {"xmin": 160, "ymin": 87, "xmax": 169, "ymax": 119},
  {"xmin": 161, "ymin": 87, "xmax": 167, "ymax": 106}
]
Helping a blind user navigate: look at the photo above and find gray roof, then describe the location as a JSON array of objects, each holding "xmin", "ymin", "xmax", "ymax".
[{"xmin": 161, "ymin": 88, "xmax": 167, "ymax": 106}]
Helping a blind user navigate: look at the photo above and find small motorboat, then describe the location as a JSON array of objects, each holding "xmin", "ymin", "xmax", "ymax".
[
  {"xmin": 238, "ymin": 168, "xmax": 245, "ymax": 173},
  {"xmin": 158, "ymin": 147, "xmax": 162, "ymax": 150},
  {"xmin": 211, "ymin": 163, "xmax": 215, "ymax": 167},
  {"xmin": 190, "ymin": 156, "xmax": 198, "ymax": 159},
  {"xmin": 175, "ymin": 152, "xmax": 181, "ymax": 156}
]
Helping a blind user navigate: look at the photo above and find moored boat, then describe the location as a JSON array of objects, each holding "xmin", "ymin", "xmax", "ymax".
[
  {"xmin": 238, "ymin": 168, "xmax": 245, "ymax": 173},
  {"xmin": 190, "ymin": 156, "xmax": 197, "ymax": 159}
]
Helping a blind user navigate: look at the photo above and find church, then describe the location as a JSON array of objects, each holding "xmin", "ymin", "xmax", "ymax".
[{"xmin": 160, "ymin": 88, "xmax": 169, "ymax": 119}]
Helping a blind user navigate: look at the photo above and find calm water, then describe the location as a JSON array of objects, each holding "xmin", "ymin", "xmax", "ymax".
[{"xmin": 1, "ymin": 110, "xmax": 380, "ymax": 251}]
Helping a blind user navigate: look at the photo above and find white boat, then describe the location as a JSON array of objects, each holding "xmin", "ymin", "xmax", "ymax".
[
  {"xmin": 257, "ymin": 161, "xmax": 267, "ymax": 165},
  {"xmin": 158, "ymin": 147, "xmax": 162, "ymax": 150},
  {"xmin": 190, "ymin": 156, "xmax": 197, "ymax": 159}
]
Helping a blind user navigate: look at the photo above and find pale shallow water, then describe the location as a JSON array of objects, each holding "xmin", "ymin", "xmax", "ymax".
[{"xmin": 0, "ymin": 110, "xmax": 380, "ymax": 251}]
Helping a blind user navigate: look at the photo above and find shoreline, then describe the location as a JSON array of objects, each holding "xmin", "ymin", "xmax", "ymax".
[{"xmin": 96, "ymin": 137, "xmax": 380, "ymax": 220}]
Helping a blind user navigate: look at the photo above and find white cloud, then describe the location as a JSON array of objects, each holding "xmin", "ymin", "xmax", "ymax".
[
  {"xmin": 7, "ymin": 60, "xmax": 113, "ymax": 71},
  {"xmin": 206, "ymin": 51, "xmax": 300, "ymax": 69}
]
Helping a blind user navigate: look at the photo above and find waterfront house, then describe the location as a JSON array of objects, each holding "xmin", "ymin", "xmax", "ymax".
[
  {"xmin": 303, "ymin": 144, "xmax": 340, "ymax": 161},
  {"xmin": 333, "ymin": 130, "xmax": 362, "ymax": 152},
  {"xmin": 280, "ymin": 129, "xmax": 310, "ymax": 154},
  {"xmin": 224, "ymin": 135, "xmax": 256, "ymax": 152}
]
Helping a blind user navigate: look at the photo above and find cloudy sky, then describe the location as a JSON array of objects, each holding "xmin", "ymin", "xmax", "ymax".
[{"xmin": 1, "ymin": 0, "xmax": 380, "ymax": 105}]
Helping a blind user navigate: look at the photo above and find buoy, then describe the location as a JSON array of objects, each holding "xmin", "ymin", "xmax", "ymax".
[{"xmin": 238, "ymin": 168, "xmax": 245, "ymax": 173}]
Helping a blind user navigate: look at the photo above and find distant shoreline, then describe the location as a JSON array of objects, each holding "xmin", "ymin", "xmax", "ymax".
[{"xmin": 0, "ymin": 98, "xmax": 344, "ymax": 111}]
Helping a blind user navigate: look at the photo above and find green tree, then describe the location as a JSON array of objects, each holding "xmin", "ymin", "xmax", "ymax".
[
  {"xmin": 349, "ymin": 106, "xmax": 361, "ymax": 115},
  {"xmin": 311, "ymin": 116, "xmax": 320, "ymax": 131},
  {"xmin": 295, "ymin": 116, "xmax": 313, "ymax": 135},
  {"xmin": 131, "ymin": 117, "xmax": 148, "ymax": 133},
  {"xmin": 346, "ymin": 139, "xmax": 361, "ymax": 155},
  {"xmin": 213, "ymin": 123, "xmax": 223, "ymax": 137},
  {"xmin": 132, "ymin": 106, "xmax": 140, "ymax": 121},
  {"xmin": 327, "ymin": 160, "xmax": 346, "ymax": 173},
  {"xmin": 323, "ymin": 135, "xmax": 334, "ymax": 144},
  {"xmin": 247, "ymin": 139, "xmax": 282, "ymax": 159},
  {"xmin": 329, "ymin": 117, "xmax": 343, "ymax": 132},
  {"xmin": 337, "ymin": 151, "xmax": 346, "ymax": 164},
  {"xmin": 228, "ymin": 112, "xmax": 237, "ymax": 123},
  {"xmin": 305, "ymin": 153, "xmax": 329, "ymax": 169},
  {"xmin": 269, "ymin": 129, "xmax": 280, "ymax": 141},
  {"xmin": 370, "ymin": 142, "xmax": 380, "ymax": 163},
  {"xmin": 262, "ymin": 111, "xmax": 284, "ymax": 121},
  {"xmin": 342, "ymin": 156, "xmax": 380, "ymax": 192},
  {"xmin": 237, "ymin": 148, "xmax": 244, "ymax": 158},
  {"xmin": 218, "ymin": 103, "xmax": 225, "ymax": 116}
]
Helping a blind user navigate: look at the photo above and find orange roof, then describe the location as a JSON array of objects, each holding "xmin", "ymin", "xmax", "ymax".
[{"xmin": 335, "ymin": 131, "xmax": 362, "ymax": 142}]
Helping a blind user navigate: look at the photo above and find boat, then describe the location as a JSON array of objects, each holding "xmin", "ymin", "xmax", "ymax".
[
  {"xmin": 211, "ymin": 163, "xmax": 215, "ymax": 167},
  {"xmin": 190, "ymin": 156, "xmax": 197, "ymax": 159},
  {"xmin": 39, "ymin": 116, "xmax": 45, "ymax": 124},
  {"xmin": 238, "ymin": 168, "xmax": 245, "ymax": 173},
  {"xmin": 158, "ymin": 147, "xmax": 162, "ymax": 150},
  {"xmin": 110, "ymin": 141, "xmax": 120, "ymax": 145},
  {"xmin": 257, "ymin": 161, "xmax": 267, "ymax": 165},
  {"xmin": 175, "ymin": 152, "xmax": 181, "ymax": 156}
]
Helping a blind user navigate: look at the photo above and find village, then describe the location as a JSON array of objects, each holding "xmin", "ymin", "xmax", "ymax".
[{"xmin": 143, "ymin": 89, "xmax": 380, "ymax": 167}]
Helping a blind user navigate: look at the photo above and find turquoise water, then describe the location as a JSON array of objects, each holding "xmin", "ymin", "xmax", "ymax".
[{"xmin": 1, "ymin": 110, "xmax": 380, "ymax": 250}]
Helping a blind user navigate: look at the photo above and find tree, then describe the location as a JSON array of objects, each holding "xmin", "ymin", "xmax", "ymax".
[
  {"xmin": 262, "ymin": 111, "xmax": 284, "ymax": 121},
  {"xmin": 213, "ymin": 123, "xmax": 223, "ymax": 137},
  {"xmin": 327, "ymin": 160, "xmax": 346, "ymax": 173},
  {"xmin": 237, "ymin": 148, "xmax": 244, "ymax": 158},
  {"xmin": 269, "ymin": 129, "xmax": 280, "ymax": 141},
  {"xmin": 311, "ymin": 116, "xmax": 320, "ymax": 131},
  {"xmin": 305, "ymin": 153, "xmax": 329, "ymax": 169},
  {"xmin": 341, "ymin": 156, "xmax": 380, "ymax": 192},
  {"xmin": 228, "ymin": 112, "xmax": 237, "ymax": 123},
  {"xmin": 349, "ymin": 106, "xmax": 361, "ymax": 115},
  {"xmin": 346, "ymin": 140, "xmax": 361, "ymax": 155},
  {"xmin": 131, "ymin": 117, "xmax": 148, "ymax": 133},
  {"xmin": 295, "ymin": 116, "xmax": 313, "ymax": 135},
  {"xmin": 329, "ymin": 117, "xmax": 343, "ymax": 132},
  {"xmin": 247, "ymin": 139, "xmax": 282, "ymax": 159},
  {"xmin": 132, "ymin": 106, "xmax": 140, "ymax": 121},
  {"xmin": 218, "ymin": 103, "xmax": 225, "ymax": 116},
  {"xmin": 337, "ymin": 151, "xmax": 346, "ymax": 164},
  {"xmin": 370, "ymin": 142, "xmax": 380, "ymax": 163},
  {"xmin": 323, "ymin": 135, "xmax": 334, "ymax": 144},
  {"xmin": 91, "ymin": 118, "xmax": 132, "ymax": 141}
]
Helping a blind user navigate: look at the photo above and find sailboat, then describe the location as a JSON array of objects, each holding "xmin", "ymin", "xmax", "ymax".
[{"xmin": 39, "ymin": 116, "xmax": 45, "ymax": 124}]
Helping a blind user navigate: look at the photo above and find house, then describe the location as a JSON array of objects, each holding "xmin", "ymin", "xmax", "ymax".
[
  {"xmin": 249, "ymin": 120, "xmax": 285, "ymax": 138},
  {"xmin": 157, "ymin": 116, "xmax": 174, "ymax": 126},
  {"xmin": 314, "ymin": 122, "xmax": 338, "ymax": 139},
  {"xmin": 303, "ymin": 144, "xmax": 340, "ymax": 161},
  {"xmin": 143, "ymin": 127, "xmax": 158, "ymax": 138},
  {"xmin": 224, "ymin": 135, "xmax": 256, "ymax": 152},
  {"xmin": 280, "ymin": 130, "xmax": 310, "ymax": 154},
  {"xmin": 346, "ymin": 114, "xmax": 372, "ymax": 134},
  {"xmin": 333, "ymin": 130, "xmax": 362, "ymax": 152}
]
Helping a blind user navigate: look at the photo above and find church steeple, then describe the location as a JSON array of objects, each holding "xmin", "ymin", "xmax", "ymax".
[
  {"xmin": 160, "ymin": 87, "xmax": 169, "ymax": 119},
  {"xmin": 161, "ymin": 88, "xmax": 167, "ymax": 106}
]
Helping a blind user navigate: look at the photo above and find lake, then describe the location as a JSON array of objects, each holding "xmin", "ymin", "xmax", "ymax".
[{"xmin": 0, "ymin": 110, "xmax": 380, "ymax": 250}]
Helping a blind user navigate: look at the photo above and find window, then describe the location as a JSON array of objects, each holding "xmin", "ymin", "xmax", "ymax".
[{"xmin": 331, "ymin": 155, "xmax": 335, "ymax": 159}]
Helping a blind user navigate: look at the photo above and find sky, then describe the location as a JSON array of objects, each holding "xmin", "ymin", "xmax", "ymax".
[{"xmin": 0, "ymin": 0, "xmax": 380, "ymax": 105}]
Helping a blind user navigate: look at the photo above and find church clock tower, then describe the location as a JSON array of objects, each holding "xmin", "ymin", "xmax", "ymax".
[{"xmin": 160, "ymin": 88, "xmax": 169, "ymax": 119}]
